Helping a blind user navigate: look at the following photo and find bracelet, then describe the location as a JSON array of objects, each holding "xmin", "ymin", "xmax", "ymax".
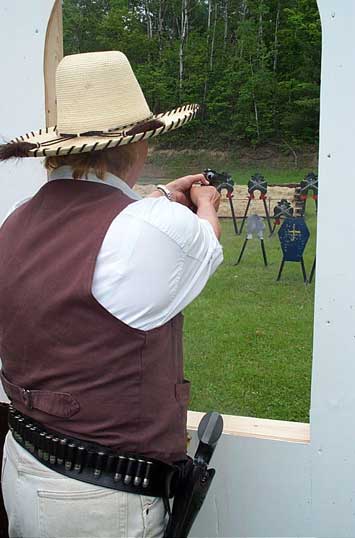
[{"xmin": 156, "ymin": 185, "xmax": 175, "ymax": 202}]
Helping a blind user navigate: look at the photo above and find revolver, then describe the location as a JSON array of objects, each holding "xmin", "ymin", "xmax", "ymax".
[{"xmin": 203, "ymin": 169, "xmax": 234, "ymax": 195}]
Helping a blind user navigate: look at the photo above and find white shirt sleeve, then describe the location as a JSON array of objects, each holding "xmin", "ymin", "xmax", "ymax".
[
  {"xmin": 92, "ymin": 197, "xmax": 223, "ymax": 330},
  {"xmin": 1, "ymin": 191, "xmax": 224, "ymax": 332}
]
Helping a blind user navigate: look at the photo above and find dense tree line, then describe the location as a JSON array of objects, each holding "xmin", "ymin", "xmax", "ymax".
[{"xmin": 63, "ymin": 0, "xmax": 321, "ymax": 148}]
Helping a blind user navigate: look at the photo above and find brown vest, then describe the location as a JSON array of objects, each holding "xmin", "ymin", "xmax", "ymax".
[{"xmin": 0, "ymin": 179, "xmax": 190, "ymax": 463}]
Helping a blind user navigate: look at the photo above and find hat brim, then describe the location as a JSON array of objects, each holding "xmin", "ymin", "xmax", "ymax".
[{"xmin": 11, "ymin": 104, "xmax": 199, "ymax": 158}]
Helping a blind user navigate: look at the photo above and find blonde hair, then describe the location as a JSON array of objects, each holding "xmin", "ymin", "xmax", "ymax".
[{"xmin": 44, "ymin": 143, "xmax": 142, "ymax": 180}]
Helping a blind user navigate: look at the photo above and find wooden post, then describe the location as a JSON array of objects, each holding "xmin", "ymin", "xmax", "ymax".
[{"xmin": 44, "ymin": 0, "xmax": 63, "ymax": 127}]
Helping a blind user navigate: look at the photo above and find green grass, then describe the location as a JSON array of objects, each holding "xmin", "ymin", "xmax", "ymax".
[
  {"xmin": 183, "ymin": 209, "xmax": 317, "ymax": 423},
  {"xmin": 225, "ymin": 167, "xmax": 311, "ymax": 185},
  {"xmin": 143, "ymin": 149, "xmax": 318, "ymax": 422},
  {"xmin": 146, "ymin": 149, "xmax": 315, "ymax": 185}
]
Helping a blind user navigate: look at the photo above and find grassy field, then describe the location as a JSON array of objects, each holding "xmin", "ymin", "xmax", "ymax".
[
  {"xmin": 183, "ymin": 207, "xmax": 317, "ymax": 424},
  {"xmin": 142, "ymin": 152, "xmax": 318, "ymax": 423},
  {"xmin": 145, "ymin": 148, "xmax": 317, "ymax": 186}
]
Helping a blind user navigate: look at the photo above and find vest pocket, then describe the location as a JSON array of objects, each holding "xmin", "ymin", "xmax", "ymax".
[{"xmin": 175, "ymin": 379, "xmax": 191, "ymax": 406}]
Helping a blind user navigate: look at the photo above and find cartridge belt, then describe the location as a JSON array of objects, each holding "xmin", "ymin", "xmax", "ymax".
[{"xmin": 8, "ymin": 406, "xmax": 179, "ymax": 498}]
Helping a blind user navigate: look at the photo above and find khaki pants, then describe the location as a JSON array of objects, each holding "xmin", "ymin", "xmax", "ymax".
[{"xmin": 2, "ymin": 432, "xmax": 167, "ymax": 538}]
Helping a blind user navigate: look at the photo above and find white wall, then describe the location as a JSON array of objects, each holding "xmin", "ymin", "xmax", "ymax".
[
  {"xmin": 310, "ymin": 2, "xmax": 355, "ymax": 537},
  {"xmin": 0, "ymin": 1, "xmax": 55, "ymax": 223},
  {"xmin": 188, "ymin": 431, "xmax": 311, "ymax": 537}
]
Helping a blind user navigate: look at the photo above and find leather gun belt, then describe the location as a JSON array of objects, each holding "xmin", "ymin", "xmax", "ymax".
[{"xmin": 8, "ymin": 406, "xmax": 179, "ymax": 498}]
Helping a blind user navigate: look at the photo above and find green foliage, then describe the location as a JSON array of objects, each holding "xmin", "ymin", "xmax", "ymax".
[{"xmin": 63, "ymin": 0, "xmax": 321, "ymax": 147}]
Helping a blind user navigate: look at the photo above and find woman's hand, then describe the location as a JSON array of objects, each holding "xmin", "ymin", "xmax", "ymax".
[
  {"xmin": 190, "ymin": 185, "xmax": 221, "ymax": 239},
  {"xmin": 148, "ymin": 175, "xmax": 221, "ymax": 238},
  {"xmin": 165, "ymin": 173, "xmax": 209, "ymax": 206},
  {"xmin": 190, "ymin": 185, "xmax": 221, "ymax": 212}
]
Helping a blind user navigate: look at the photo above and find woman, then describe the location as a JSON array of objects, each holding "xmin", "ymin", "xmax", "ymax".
[{"xmin": 0, "ymin": 50, "xmax": 222, "ymax": 538}]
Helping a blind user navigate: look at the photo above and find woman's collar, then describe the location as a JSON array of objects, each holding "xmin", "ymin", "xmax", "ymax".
[{"xmin": 48, "ymin": 166, "xmax": 141, "ymax": 201}]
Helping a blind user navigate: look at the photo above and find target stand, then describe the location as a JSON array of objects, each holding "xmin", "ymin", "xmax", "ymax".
[
  {"xmin": 219, "ymin": 183, "xmax": 238, "ymax": 235},
  {"xmin": 234, "ymin": 215, "xmax": 268, "ymax": 267},
  {"xmin": 276, "ymin": 217, "xmax": 310, "ymax": 283},
  {"xmin": 204, "ymin": 169, "xmax": 238, "ymax": 234},
  {"xmin": 239, "ymin": 174, "xmax": 273, "ymax": 235},
  {"xmin": 270, "ymin": 199, "xmax": 294, "ymax": 236},
  {"xmin": 308, "ymin": 256, "xmax": 316, "ymax": 284},
  {"xmin": 299, "ymin": 172, "xmax": 318, "ymax": 214}
]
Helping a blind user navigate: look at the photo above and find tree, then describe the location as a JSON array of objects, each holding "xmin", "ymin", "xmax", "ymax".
[{"xmin": 62, "ymin": 0, "xmax": 321, "ymax": 148}]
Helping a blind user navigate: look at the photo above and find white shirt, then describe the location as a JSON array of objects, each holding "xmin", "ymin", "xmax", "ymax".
[{"xmin": 2, "ymin": 166, "xmax": 223, "ymax": 330}]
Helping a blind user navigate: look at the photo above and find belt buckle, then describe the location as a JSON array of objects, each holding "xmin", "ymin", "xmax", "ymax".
[{"xmin": 22, "ymin": 389, "xmax": 33, "ymax": 410}]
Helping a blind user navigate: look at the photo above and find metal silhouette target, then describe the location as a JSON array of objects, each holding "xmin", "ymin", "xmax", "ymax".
[
  {"xmin": 240, "ymin": 173, "xmax": 272, "ymax": 235},
  {"xmin": 300, "ymin": 172, "xmax": 318, "ymax": 200},
  {"xmin": 278, "ymin": 217, "xmax": 310, "ymax": 262},
  {"xmin": 247, "ymin": 173, "xmax": 268, "ymax": 199}
]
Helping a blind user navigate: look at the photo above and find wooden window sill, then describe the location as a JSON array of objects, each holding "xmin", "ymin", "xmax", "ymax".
[{"xmin": 187, "ymin": 410, "xmax": 310, "ymax": 444}]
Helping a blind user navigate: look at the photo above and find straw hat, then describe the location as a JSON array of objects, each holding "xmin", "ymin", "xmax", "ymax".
[{"xmin": 10, "ymin": 51, "xmax": 199, "ymax": 158}]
